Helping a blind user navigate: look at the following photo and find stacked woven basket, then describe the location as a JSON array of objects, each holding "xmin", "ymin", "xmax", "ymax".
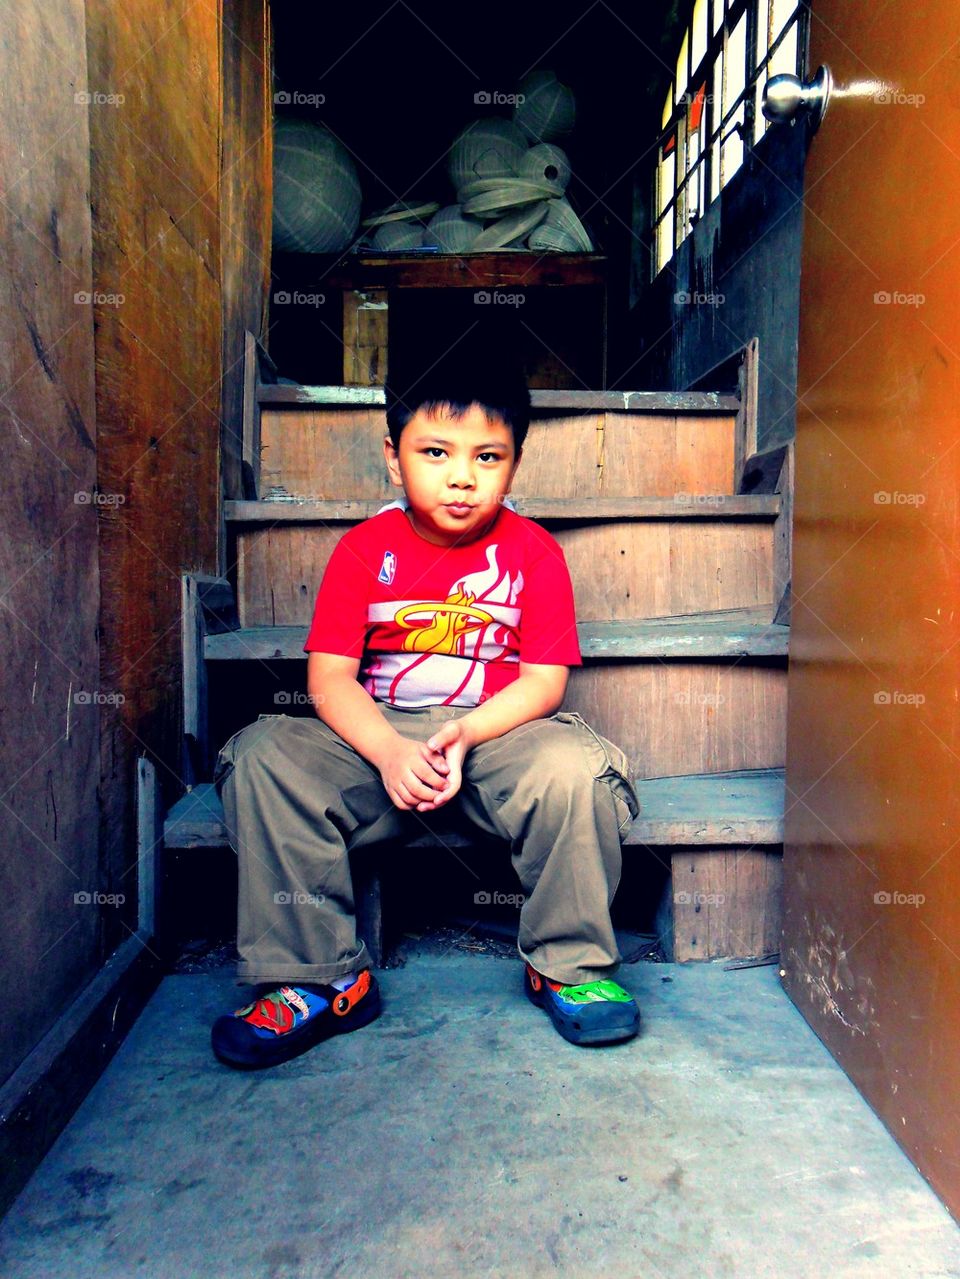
[
  {"xmin": 272, "ymin": 69, "xmax": 593, "ymax": 256},
  {"xmin": 362, "ymin": 69, "xmax": 593, "ymax": 254}
]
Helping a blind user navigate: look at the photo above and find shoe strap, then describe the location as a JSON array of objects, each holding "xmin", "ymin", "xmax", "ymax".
[{"xmin": 330, "ymin": 969, "xmax": 372, "ymax": 1016}]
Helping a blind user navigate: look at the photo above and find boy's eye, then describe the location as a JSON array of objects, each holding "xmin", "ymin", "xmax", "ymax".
[{"xmin": 421, "ymin": 452, "xmax": 511, "ymax": 468}]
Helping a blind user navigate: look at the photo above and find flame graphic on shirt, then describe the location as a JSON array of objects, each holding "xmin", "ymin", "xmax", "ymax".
[{"xmin": 395, "ymin": 586, "xmax": 493, "ymax": 654}]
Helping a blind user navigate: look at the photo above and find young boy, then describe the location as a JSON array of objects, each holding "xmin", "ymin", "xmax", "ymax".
[{"xmin": 211, "ymin": 342, "xmax": 641, "ymax": 1069}]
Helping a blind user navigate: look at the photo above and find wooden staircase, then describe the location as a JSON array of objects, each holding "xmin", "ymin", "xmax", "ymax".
[{"xmin": 166, "ymin": 343, "xmax": 791, "ymax": 964}]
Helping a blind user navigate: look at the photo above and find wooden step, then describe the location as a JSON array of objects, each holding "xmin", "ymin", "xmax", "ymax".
[
  {"xmin": 236, "ymin": 522, "xmax": 778, "ymax": 626},
  {"xmin": 257, "ymin": 385, "xmax": 741, "ymax": 413},
  {"xmin": 203, "ymin": 609, "xmax": 788, "ymax": 663},
  {"xmin": 255, "ymin": 399, "xmax": 740, "ymax": 502},
  {"xmin": 164, "ymin": 768, "xmax": 785, "ymax": 853},
  {"xmin": 578, "ymin": 610, "xmax": 787, "ymax": 657},
  {"xmin": 630, "ymin": 768, "xmax": 785, "ymax": 845},
  {"xmin": 163, "ymin": 783, "xmax": 476, "ymax": 851},
  {"xmin": 225, "ymin": 494, "xmax": 780, "ymax": 523},
  {"xmin": 641, "ymin": 767, "xmax": 786, "ymax": 963},
  {"xmin": 164, "ymin": 784, "xmax": 228, "ymax": 848},
  {"xmin": 564, "ymin": 662, "xmax": 785, "ymax": 780}
]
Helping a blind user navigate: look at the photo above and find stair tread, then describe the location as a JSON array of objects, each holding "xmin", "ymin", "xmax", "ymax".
[
  {"xmin": 204, "ymin": 609, "xmax": 788, "ymax": 662},
  {"xmin": 164, "ymin": 785, "xmax": 228, "ymax": 847},
  {"xmin": 257, "ymin": 385, "xmax": 741, "ymax": 413},
  {"xmin": 578, "ymin": 609, "xmax": 788, "ymax": 656},
  {"xmin": 164, "ymin": 768, "xmax": 785, "ymax": 852},
  {"xmin": 630, "ymin": 768, "xmax": 785, "ymax": 845},
  {"xmin": 225, "ymin": 494, "xmax": 780, "ymax": 522}
]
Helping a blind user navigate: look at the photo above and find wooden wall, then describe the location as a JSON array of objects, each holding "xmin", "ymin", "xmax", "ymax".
[
  {"xmin": 85, "ymin": 0, "xmax": 224, "ymax": 960},
  {"xmin": 781, "ymin": 0, "xmax": 960, "ymax": 1218},
  {"xmin": 0, "ymin": 2, "xmax": 100, "ymax": 1086},
  {"xmin": 221, "ymin": 0, "xmax": 273, "ymax": 509},
  {"xmin": 0, "ymin": 0, "xmax": 272, "ymax": 1092}
]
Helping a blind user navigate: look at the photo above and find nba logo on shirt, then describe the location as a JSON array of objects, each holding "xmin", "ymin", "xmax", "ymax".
[{"xmin": 378, "ymin": 550, "xmax": 397, "ymax": 585}]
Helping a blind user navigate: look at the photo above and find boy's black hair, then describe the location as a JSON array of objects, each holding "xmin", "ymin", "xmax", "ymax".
[{"xmin": 384, "ymin": 327, "xmax": 531, "ymax": 456}]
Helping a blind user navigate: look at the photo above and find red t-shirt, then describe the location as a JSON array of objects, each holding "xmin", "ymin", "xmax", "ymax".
[{"xmin": 303, "ymin": 505, "xmax": 582, "ymax": 708}]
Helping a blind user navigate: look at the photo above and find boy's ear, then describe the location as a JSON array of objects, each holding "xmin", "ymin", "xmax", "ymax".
[{"xmin": 383, "ymin": 434, "xmax": 403, "ymax": 487}]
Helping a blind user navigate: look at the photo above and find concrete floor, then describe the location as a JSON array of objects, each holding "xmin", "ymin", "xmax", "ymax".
[{"xmin": 2, "ymin": 950, "xmax": 959, "ymax": 1279}]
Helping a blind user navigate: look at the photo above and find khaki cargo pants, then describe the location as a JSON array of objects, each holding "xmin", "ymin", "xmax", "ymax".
[{"xmin": 213, "ymin": 703, "xmax": 640, "ymax": 988}]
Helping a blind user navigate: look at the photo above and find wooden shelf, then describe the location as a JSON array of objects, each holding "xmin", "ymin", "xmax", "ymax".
[
  {"xmin": 225, "ymin": 495, "xmax": 780, "ymax": 523},
  {"xmin": 203, "ymin": 609, "xmax": 788, "ymax": 663},
  {"xmin": 273, "ymin": 249, "xmax": 606, "ymax": 291},
  {"xmin": 164, "ymin": 768, "xmax": 786, "ymax": 853}
]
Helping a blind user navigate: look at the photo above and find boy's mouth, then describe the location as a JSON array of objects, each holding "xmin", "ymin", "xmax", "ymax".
[{"xmin": 444, "ymin": 502, "xmax": 474, "ymax": 511}]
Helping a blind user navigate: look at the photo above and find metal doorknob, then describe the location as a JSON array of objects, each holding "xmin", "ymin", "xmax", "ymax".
[{"xmin": 762, "ymin": 65, "xmax": 832, "ymax": 130}]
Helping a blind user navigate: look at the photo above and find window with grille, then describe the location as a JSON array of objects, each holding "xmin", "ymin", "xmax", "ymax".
[{"xmin": 654, "ymin": 0, "xmax": 808, "ymax": 275}]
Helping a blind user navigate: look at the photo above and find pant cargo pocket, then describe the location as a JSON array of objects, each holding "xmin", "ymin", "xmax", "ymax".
[{"xmin": 549, "ymin": 710, "xmax": 640, "ymax": 835}]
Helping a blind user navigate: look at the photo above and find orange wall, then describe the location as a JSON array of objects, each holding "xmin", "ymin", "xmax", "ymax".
[{"xmin": 782, "ymin": 0, "xmax": 960, "ymax": 1218}]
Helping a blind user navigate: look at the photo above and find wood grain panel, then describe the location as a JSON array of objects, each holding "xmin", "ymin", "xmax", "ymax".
[
  {"xmin": 259, "ymin": 409, "xmax": 737, "ymax": 499},
  {"xmin": 237, "ymin": 525, "xmax": 348, "ymax": 627},
  {"xmin": 781, "ymin": 0, "xmax": 960, "ymax": 1216},
  {"xmin": 260, "ymin": 409, "xmax": 393, "ymax": 498},
  {"xmin": 564, "ymin": 662, "xmax": 787, "ymax": 778},
  {"xmin": 86, "ymin": 0, "xmax": 222, "ymax": 949},
  {"xmin": 221, "ymin": 0, "xmax": 273, "ymax": 505},
  {"xmin": 0, "ymin": 0, "xmax": 100, "ymax": 1086},
  {"xmin": 558, "ymin": 521, "xmax": 774, "ymax": 619},
  {"xmin": 516, "ymin": 413, "xmax": 735, "ymax": 497},
  {"xmin": 235, "ymin": 519, "xmax": 774, "ymax": 625},
  {"xmin": 343, "ymin": 290, "xmax": 388, "ymax": 386},
  {"xmin": 669, "ymin": 849, "xmax": 783, "ymax": 962}
]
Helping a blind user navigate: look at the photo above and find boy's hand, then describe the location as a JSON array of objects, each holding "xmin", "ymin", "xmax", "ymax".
[
  {"xmin": 413, "ymin": 720, "xmax": 473, "ymax": 812},
  {"xmin": 378, "ymin": 736, "xmax": 451, "ymax": 812}
]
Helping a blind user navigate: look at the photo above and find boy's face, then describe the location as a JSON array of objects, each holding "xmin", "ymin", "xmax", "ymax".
[{"xmin": 383, "ymin": 403, "xmax": 523, "ymax": 547}]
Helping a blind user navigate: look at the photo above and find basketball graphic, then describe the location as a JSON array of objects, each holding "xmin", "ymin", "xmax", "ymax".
[{"xmin": 395, "ymin": 586, "xmax": 494, "ymax": 655}]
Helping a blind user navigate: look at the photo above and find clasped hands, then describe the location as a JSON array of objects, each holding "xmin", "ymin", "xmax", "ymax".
[{"xmin": 377, "ymin": 718, "xmax": 473, "ymax": 813}]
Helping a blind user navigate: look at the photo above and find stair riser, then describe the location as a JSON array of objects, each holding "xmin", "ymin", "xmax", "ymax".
[
  {"xmin": 657, "ymin": 848, "xmax": 783, "ymax": 962},
  {"xmin": 565, "ymin": 663, "xmax": 787, "ymax": 776},
  {"xmin": 259, "ymin": 409, "xmax": 738, "ymax": 500},
  {"xmin": 235, "ymin": 522, "xmax": 776, "ymax": 627}
]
